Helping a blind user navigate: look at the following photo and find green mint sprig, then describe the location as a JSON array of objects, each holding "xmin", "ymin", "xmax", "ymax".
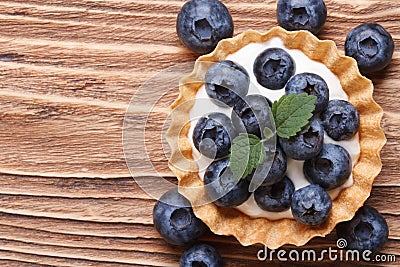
[{"xmin": 230, "ymin": 93, "xmax": 316, "ymax": 179}]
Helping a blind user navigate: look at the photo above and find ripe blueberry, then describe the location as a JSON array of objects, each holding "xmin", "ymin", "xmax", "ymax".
[
  {"xmin": 291, "ymin": 184, "xmax": 332, "ymax": 226},
  {"xmin": 205, "ymin": 60, "xmax": 250, "ymax": 107},
  {"xmin": 204, "ymin": 158, "xmax": 251, "ymax": 207},
  {"xmin": 336, "ymin": 205, "xmax": 389, "ymax": 255},
  {"xmin": 304, "ymin": 144, "xmax": 352, "ymax": 190},
  {"xmin": 345, "ymin": 22, "xmax": 394, "ymax": 74},
  {"xmin": 279, "ymin": 117, "xmax": 324, "ymax": 160},
  {"xmin": 285, "ymin": 73, "xmax": 329, "ymax": 114},
  {"xmin": 253, "ymin": 48, "xmax": 296, "ymax": 90},
  {"xmin": 193, "ymin": 112, "xmax": 237, "ymax": 159},
  {"xmin": 153, "ymin": 188, "xmax": 208, "ymax": 245},
  {"xmin": 180, "ymin": 243, "xmax": 223, "ymax": 267},
  {"xmin": 254, "ymin": 176, "xmax": 295, "ymax": 212},
  {"xmin": 277, "ymin": 0, "xmax": 327, "ymax": 35},
  {"xmin": 320, "ymin": 100, "xmax": 360, "ymax": 141},
  {"xmin": 176, "ymin": 0, "xmax": 234, "ymax": 54},
  {"xmin": 231, "ymin": 94, "xmax": 274, "ymax": 138}
]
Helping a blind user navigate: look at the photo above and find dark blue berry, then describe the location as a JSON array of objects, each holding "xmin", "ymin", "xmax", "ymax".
[
  {"xmin": 277, "ymin": 0, "xmax": 327, "ymax": 35},
  {"xmin": 205, "ymin": 60, "xmax": 250, "ymax": 107},
  {"xmin": 247, "ymin": 145, "xmax": 287, "ymax": 186},
  {"xmin": 231, "ymin": 94, "xmax": 274, "ymax": 138},
  {"xmin": 193, "ymin": 112, "xmax": 237, "ymax": 159},
  {"xmin": 180, "ymin": 243, "xmax": 223, "ymax": 267},
  {"xmin": 176, "ymin": 0, "xmax": 234, "ymax": 54},
  {"xmin": 291, "ymin": 184, "xmax": 332, "ymax": 226},
  {"xmin": 336, "ymin": 205, "xmax": 389, "ymax": 255},
  {"xmin": 304, "ymin": 144, "xmax": 352, "ymax": 190},
  {"xmin": 254, "ymin": 176, "xmax": 294, "ymax": 212},
  {"xmin": 153, "ymin": 188, "xmax": 208, "ymax": 246},
  {"xmin": 204, "ymin": 158, "xmax": 251, "ymax": 207},
  {"xmin": 279, "ymin": 117, "xmax": 324, "ymax": 160},
  {"xmin": 253, "ymin": 48, "xmax": 295, "ymax": 90},
  {"xmin": 345, "ymin": 23, "xmax": 394, "ymax": 74},
  {"xmin": 320, "ymin": 100, "xmax": 360, "ymax": 141},
  {"xmin": 285, "ymin": 73, "xmax": 329, "ymax": 114}
]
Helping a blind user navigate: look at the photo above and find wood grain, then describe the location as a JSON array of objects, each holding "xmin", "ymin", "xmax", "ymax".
[{"xmin": 0, "ymin": 0, "xmax": 398, "ymax": 266}]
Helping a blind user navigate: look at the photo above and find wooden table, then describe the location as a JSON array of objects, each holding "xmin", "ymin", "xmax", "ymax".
[{"xmin": 0, "ymin": 0, "xmax": 398, "ymax": 266}]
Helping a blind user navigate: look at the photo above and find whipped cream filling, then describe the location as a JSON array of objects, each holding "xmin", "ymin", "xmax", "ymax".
[{"xmin": 188, "ymin": 37, "xmax": 360, "ymax": 220}]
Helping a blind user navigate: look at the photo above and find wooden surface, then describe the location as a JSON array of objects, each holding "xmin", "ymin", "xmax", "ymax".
[{"xmin": 0, "ymin": 0, "xmax": 398, "ymax": 266}]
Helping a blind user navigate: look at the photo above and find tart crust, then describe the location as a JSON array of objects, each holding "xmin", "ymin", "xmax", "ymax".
[{"xmin": 166, "ymin": 27, "xmax": 386, "ymax": 249}]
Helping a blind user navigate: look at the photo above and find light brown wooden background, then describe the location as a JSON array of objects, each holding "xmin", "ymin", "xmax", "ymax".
[{"xmin": 0, "ymin": 0, "xmax": 398, "ymax": 266}]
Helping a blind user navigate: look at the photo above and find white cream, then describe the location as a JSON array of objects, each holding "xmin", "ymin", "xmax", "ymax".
[{"xmin": 188, "ymin": 38, "xmax": 360, "ymax": 220}]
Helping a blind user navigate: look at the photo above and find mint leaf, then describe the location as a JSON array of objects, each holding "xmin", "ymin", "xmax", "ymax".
[
  {"xmin": 272, "ymin": 93, "xmax": 316, "ymax": 139},
  {"xmin": 263, "ymin": 127, "xmax": 274, "ymax": 140},
  {"xmin": 230, "ymin": 133, "xmax": 265, "ymax": 180}
]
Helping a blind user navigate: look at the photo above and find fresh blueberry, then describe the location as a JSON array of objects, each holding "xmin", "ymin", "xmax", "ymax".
[
  {"xmin": 247, "ymin": 144, "xmax": 287, "ymax": 186},
  {"xmin": 204, "ymin": 158, "xmax": 251, "ymax": 207},
  {"xmin": 279, "ymin": 117, "xmax": 324, "ymax": 160},
  {"xmin": 153, "ymin": 188, "xmax": 208, "ymax": 246},
  {"xmin": 304, "ymin": 144, "xmax": 352, "ymax": 190},
  {"xmin": 336, "ymin": 205, "xmax": 389, "ymax": 255},
  {"xmin": 345, "ymin": 22, "xmax": 394, "ymax": 74},
  {"xmin": 253, "ymin": 48, "xmax": 295, "ymax": 90},
  {"xmin": 320, "ymin": 100, "xmax": 360, "ymax": 141},
  {"xmin": 285, "ymin": 73, "xmax": 329, "ymax": 114},
  {"xmin": 291, "ymin": 184, "xmax": 332, "ymax": 226},
  {"xmin": 231, "ymin": 94, "xmax": 274, "ymax": 138},
  {"xmin": 277, "ymin": 0, "xmax": 327, "ymax": 35},
  {"xmin": 180, "ymin": 243, "xmax": 223, "ymax": 267},
  {"xmin": 193, "ymin": 112, "xmax": 237, "ymax": 159},
  {"xmin": 205, "ymin": 60, "xmax": 250, "ymax": 107},
  {"xmin": 254, "ymin": 176, "xmax": 295, "ymax": 212},
  {"xmin": 176, "ymin": 0, "xmax": 234, "ymax": 54}
]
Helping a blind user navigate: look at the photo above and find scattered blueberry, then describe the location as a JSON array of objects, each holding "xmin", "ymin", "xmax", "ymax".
[
  {"xmin": 205, "ymin": 60, "xmax": 250, "ymax": 107},
  {"xmin": 176, "ymin": 0, "xmax": 234, "ymax": 54},
  {"xmin": 279, "ymin": 117, "xmax": 324, "ymax": 160},
  {"xmin": 193, "ymin": 112, "xmax": 237, "ymax": 159},
  {"xmin": 254, "ymin": 176, "xmax": 295, "ymax": 212},
  {"xmin": 153, "ymin": 188, "xmax": 208, "ymax": 246},
  {"xmin": 277, "ymin": 0, "xmax": 327, "ymax": 35},
  {"xmin": 345, "ymin": 22, "xmax": 394, "ymax": 74},
  {"xmin": 231, "ymin": 94, "xmax": 274, "ymax": 138},
  {"xmin": 247, "ymin": 144, "xmax": 287, "ymax": 186},
  {"xmin": 336, "ymin": 205, "xmax": 389, "ymax": 255},
  {"xmin": 320, "ymin": 100, "xmax": 360, "ymax": 141},
  {"xmin": 204, "ymin": 158, "xmax": 251, "ymax": 207},
  {"xmin": 304, "ymin": 144, "xmax": 352, "ymax": 190},
  {"xmin": 180, "ymin": 243, "xmax": 223, "ymax": 267},
  {"xmin": 291, "ymin": 184, "xmax": 332, "ymax": 226},
  {"xmin": 253, "ymin": 48, "xmax": 296, "ymax": 90},
  {"xmin": 285, "ymin": 73, "xmax": 329, "ymax": 114}
]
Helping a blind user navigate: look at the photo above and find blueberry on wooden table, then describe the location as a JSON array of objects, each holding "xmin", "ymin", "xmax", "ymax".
[
  {"xmin": 345, "ymin": 22, "xmax": 394, "ymax": 74},
  {"xmin": 153, "ymin": 188, "xmax": 208, "ymax": 246},
  {"xmin": 176, "ymin": 0, "xmax": 234, "ymax": 54},
  {"xmin": 277, "ymin": 0, "xmax": 327, "ymax": 35},
  {"xmin": 180, "ymin": 243, "xmax": 223, "ymax": 267},
  {"xmin": 336, "ymin": 205, "xmax": 389, "ymax": 255}
]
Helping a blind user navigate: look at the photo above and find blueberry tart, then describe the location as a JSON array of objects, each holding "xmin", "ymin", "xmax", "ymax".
[{"xmin": 166, "ymin": 27, "xmax": 385, "ymax": 248}]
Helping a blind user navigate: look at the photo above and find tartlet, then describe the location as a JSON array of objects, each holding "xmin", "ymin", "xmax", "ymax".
[{"xmin": 166, "ymin": 27, "xmax": 386, "ymax": 249}]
